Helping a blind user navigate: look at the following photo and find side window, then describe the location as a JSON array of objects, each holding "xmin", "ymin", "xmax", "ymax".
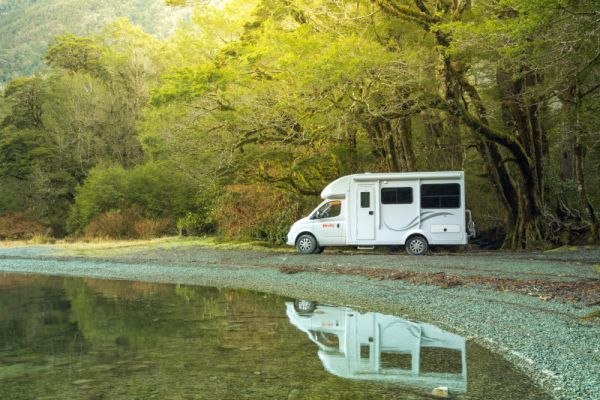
[
  {"xmin": 381, "ymin": 187, "xmax": 413, "ymax": 204},
  {"xmin": 421, "ymin": 184, "xmax": 460, "ymax": 209},
  {"xmin": 315, "ymin": 200, "xmax": 342, "ymax": 219},
  {"xmin": 360, "ymin": 192, "xmax": 370, "ymax": 208}
]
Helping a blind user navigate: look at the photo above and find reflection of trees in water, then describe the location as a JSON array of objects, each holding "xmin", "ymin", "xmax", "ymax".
[
  {"xmin": 81, "ymin": 278, "xmax": 171, "ymax": 300},
  {"xmin": 0, "ymin": 275, "xmax": 549, "ymax": 400},
  {"xmin": 0, "ymin": 275, "xmax": 82, "ymax": 354},
  {"xmin": 57, "ymin": 278, "xmax": 405, "ymax": 399}
]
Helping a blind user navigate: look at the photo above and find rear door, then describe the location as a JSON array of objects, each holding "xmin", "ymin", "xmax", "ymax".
[{"xmin": 356, "ymin": 185, "xmax": 375, "ymax": 240}]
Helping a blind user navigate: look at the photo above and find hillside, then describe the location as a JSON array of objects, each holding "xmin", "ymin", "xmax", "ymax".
[{"xmin": 0, "ymin": 0, "xmax": 187, "ymax": 84}]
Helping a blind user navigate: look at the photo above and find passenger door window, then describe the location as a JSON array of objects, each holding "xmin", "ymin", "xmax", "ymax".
[{"xmin": 315, "ymin": 200, "xmax": 342, "ymax": 219}]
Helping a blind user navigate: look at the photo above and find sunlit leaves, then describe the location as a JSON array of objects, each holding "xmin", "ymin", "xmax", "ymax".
[{"xmin": 45, "ymin": 34, "xmax": 106, "ymax": 76}]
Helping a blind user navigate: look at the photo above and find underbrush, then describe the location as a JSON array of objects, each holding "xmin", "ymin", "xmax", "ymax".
[
  {"xmin": 0, "ymin": 212, "xmax": 46, "ymax": 240},
  {"xmin": 216, "ymin": 184, "xmax": 313, "ymax": 244},
  {"xmin": 84, "ymin": 206, "xmax": 175, "ymax": 239}
]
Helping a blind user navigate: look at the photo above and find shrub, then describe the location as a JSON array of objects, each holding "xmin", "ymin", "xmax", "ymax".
[
  {"xmin": 215, "ymin": 184, "xmax": 314, "ymax": 244},
  {"xmin": 84, "ymin": 205, "xmax": 175, "ymax": 239},
  {"xmin": 176, "ymin": 212, "xmax": 215, "ymax": 236},
  {"xmin": 0, "ymin": 212, "xmax": 45, "ymax": 240},
  {"xmin": 68, "ymin": 162, "xmax": 217, "ymax": 235},
  {"xmin": 84, "ymin": 208, "xmax": 135, "ymax": 239},
  {"xmin": 133, "ymin": 218, "xmax": 173, "ymax": 239}
]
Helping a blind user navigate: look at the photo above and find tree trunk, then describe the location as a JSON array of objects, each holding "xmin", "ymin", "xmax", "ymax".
[
  {"xmin": 422, "ymin": 112, "xmax": 463, "ymax": 170},
  {"xmin": 574, "ymin": 83, "xmax": 600, "ymax": 243},
  {"xmin": 375, "ymin": 0, "xmax": 547, "ymax": 248},
  {"xmin": 393, "ymin": 117, "xmax": 415, "ymax": 172},
  {"xmin": 495, "ymin": 68, "xmax": 546, "ymax": 248}
]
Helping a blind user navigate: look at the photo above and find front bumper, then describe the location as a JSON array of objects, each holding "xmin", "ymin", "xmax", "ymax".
[{"xmin": 286, "ymin": 231, "xmax": 295, "ymax": 246}]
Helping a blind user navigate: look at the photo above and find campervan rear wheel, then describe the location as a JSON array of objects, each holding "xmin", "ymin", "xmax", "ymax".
[
  {"xmin": 405, "ymin": 235, "xmax": 428, "ymax": 256},
  {"xmin": 296, "ymin": 234, "xmax": 319, "ymax": 254}
]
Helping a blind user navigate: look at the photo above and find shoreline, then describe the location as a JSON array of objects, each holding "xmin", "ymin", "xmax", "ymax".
[{"xmin": 1, "ymin": 243, "xmax": 599, "ymax": 399}]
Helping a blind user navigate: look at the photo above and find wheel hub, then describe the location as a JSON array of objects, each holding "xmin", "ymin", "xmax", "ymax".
[
  {"xmin": 410, "ymin": 240, "xmax": 424, "ymax": 254},
  {"xmin": 296, "ymin": 300, "xmax": 313, "ymax": 311},
  {"xmin": 298, "ymin": 238, "xmax": 313, "ymax": 252}
]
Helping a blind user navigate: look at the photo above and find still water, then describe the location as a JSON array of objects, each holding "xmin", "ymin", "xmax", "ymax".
[{"xmin": 0, "ymin": 273, "xmax": 547, "ymax": 399}]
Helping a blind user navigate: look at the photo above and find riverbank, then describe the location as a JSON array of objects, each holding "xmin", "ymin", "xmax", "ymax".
[{"xmin": 1, "ymin": 239, "xmax": 599, "ymax": 399}]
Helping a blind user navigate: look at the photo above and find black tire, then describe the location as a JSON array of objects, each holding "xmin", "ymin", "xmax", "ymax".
[
  {"xmin": 405, "ymin": 235, "xmax": 429, "ymax": 256},
  {"xmin": 293, "ymin": 299, "xmax": 317, "ymax": 314},
  {"xmin": 316, "ymin": 246, "xmax": 326, "ymax": 254},
  {"xmin": 296, "ymin": 233, "xmax": 319, "ymax": 254}
]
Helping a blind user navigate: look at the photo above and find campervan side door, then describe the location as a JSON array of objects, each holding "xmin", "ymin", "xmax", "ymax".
[{"xmin": 355, "ymin": 185, "xmax": 376, "ymax": 241}]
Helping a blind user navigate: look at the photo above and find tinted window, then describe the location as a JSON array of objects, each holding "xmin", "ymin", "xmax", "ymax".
[
  {"xmin": 360, "ymin": 192, "xmax": 370, "ymax": 208},
  {"xmin": 421, "ymin": 184, "xmax": 460, "ymax": 209},
  {"xmin": 381, "ymin": 188, "xmax": 413, "ymax": 204}
]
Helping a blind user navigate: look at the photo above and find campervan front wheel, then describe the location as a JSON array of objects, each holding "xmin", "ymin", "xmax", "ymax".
[
  {"xmin": 405, "ymin": 235, "xmax": 429, "ymax": 256},
  {"xmin": 296, "ymin": 234, "xmax": 320, "ymax": 254},
  {"xmin": 293, "ymin": 299, "xmax": 317, "ymax": 314}
]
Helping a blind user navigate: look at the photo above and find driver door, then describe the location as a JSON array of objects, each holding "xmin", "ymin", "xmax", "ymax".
[{"xmin": 312, "ymin": 200, "xmax": 345, "ymax": 244}]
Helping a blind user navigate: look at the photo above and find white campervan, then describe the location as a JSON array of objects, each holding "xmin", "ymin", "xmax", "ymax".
[
  {"xmin": 286, "ymin": 171, "xmax": 475, "ymax": 255},
  {"xmin": 286, "ymin": 301, "xmax": 468, "ymax": 395}
]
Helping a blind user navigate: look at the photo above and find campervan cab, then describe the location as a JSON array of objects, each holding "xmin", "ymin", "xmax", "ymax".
[{"xmin": 286, "ymin": 172, "xmax": 475, "ymax": 255}]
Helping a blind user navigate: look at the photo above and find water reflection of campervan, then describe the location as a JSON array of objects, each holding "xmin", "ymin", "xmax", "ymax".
[
  {"xmin": 286, "ymin": 301, "xmax": 467, "ymax": 395},
  {"xmin": 286, "ymin": 172, "xmax": 476, "ymax": 255}
]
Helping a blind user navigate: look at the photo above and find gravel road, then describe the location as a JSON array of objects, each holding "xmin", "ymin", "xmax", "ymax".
[{"xmin": 0, "ymin": 244, "xmax": 599, "ymax": 399}]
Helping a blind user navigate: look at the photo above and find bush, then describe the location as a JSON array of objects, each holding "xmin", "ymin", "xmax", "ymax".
[
  {"xmin": 85, "ymin": 208, "xmax": 136, "ymax": 239},
  {"xmin": 84, "ymin": 206, "xmax": 175, "ymax": 239},
  {"xmin": 133, "ymin": 218, "xmax": 173, "ymax": 239},
  {"xmin": 215, "ymin": 184, "xmax": 313, "ymax": 244},
  {"xmin": 176, "ymin": 212, "xmax": 215, "ymax": 236},
  {"xmin": 69, "ymin": 162, "xmax": 217, "ymax": 235},
  {"xmin": 0, "ymin": 212, "xmax": 45, "ymax": 240}
]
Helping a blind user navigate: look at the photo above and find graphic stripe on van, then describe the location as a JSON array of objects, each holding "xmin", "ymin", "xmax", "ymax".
[{"xmin": 383, "ymin": 212, "xmax": 454, "ymax": 231}]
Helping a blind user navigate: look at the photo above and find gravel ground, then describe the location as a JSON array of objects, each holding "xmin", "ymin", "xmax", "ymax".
[{"xmin": 0, "ymin": 244, "xmax": 599, "ymax": 399}]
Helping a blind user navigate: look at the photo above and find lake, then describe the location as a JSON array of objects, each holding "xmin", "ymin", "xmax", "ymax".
[{"xmin": 0, "ymin": 273, "xmax": 547, "ymax": 399}]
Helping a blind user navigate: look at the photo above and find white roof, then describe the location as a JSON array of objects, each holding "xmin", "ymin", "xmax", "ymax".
[{"xmin": 321, "ymin": 171, "xmax": 464, "ymax": 199}]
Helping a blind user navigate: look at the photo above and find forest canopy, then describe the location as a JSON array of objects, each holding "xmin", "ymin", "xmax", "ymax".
[{"xmin": 0, "ymin": 0, "xmax": 599, "ymax": 248}]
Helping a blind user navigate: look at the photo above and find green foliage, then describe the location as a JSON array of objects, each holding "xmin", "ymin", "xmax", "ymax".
[
  {"xmin": 68, "ymin": 163, "xmax": 215, "ymax": 234},
  {"xmin": 2, "ymin": 77, "xmax": 44, "ymax": 129},
  {"xmin": 0, "ymin": 0, "xmax": 187, "ymax": 84},
  {"xmin": 177, "ymin": 212, "xmax": 215, "ymax": 236},
  {"xmin": 0, "ymin": 0, "xmax": 598, "ymax": 245},
  {"xmin": 45, "ymin": 34, "xmax": 106, "ymax": 75},
  {"xmin": 0, "ymin": 127, "xmax": 53, "ymax": 178},
  {"xmin": 215, "ymin": 184, "xmax": 313, "ymax": 244}
]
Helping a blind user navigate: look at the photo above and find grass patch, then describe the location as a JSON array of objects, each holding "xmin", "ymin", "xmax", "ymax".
[
  {"xmin": 55, "ymin": 236, "xmax": 291, "ymax": 257},
  {"xmin": 545, "ymin": 245, "xmax": 599, "ymax": 253}
]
